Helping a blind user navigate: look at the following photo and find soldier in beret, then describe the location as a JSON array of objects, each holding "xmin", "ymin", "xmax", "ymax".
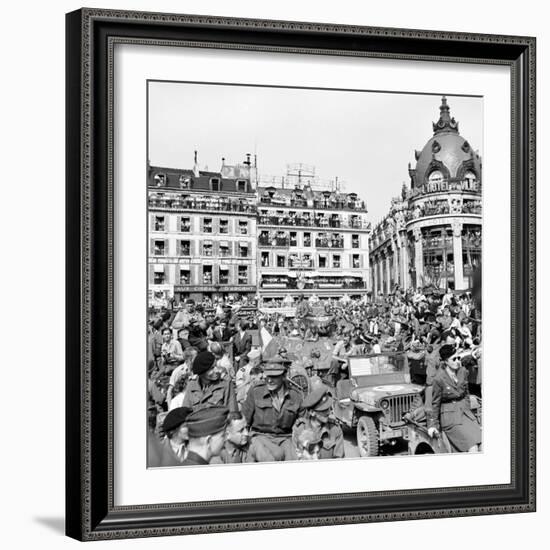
[
  {"xmin": 241, "ymin": 359, "xmax": 303, "ymax": 462},
  {"xmin": 287, "ymin": 386, "xmax": 344, "ymax": 460},
  {"xmin": 158, "ymin": 406, "xmax": 192, "ymax": 466},
  {"xmin": 181, "ymin": 351, "xmax": 238, "ymax": 414},
  {"xmin": 181, "ymin": 406, "xmax": 230, "ymax": 465}
]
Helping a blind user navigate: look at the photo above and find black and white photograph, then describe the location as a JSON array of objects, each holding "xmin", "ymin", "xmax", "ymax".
[{"xmin": 146, "ymin": 82, "xmax": 483, "ymax": 467}]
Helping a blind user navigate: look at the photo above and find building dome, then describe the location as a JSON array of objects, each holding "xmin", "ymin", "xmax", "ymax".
[{"xmin": 409, "ymin": 97, "xmax": 482, "ymax": 188}]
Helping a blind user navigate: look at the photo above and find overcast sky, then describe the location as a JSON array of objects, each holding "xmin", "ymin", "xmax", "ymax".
[{"xmin": 148, "ymin": 81, "xmax": 482, "ymax": 224}]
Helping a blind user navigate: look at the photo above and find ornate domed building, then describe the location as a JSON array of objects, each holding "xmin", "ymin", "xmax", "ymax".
[{"xmin": 369, "ymin": 96, "xmax": 482, "ymax": 294}]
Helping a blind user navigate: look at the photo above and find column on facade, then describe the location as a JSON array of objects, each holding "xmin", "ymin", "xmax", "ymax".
[
  {"xmin": 400, "ymin": 232, "xmax": 409, "ymax": 291},
  {"xmin": 372, "ymin": 255, "xmax": 379, "ymax": 297},
  {"xmin": 391, "ymin": 239, "xmax": 400, "ymax": 289},
  {"xmin": 452, "ymin": 221, "xmax": 465, "ymax": 290},
  {"xmin": 413, "ymin": 227, "xmax": 424, "ymax": 289},
  {"xmin": 384, "ymin": 250, "xmax": 391, "ymax": 294}
]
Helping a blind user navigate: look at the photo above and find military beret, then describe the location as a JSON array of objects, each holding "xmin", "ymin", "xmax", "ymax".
[
  {"xmin": 439, "ymin": 344, "xmax": 456, "ymax": 361},
  {"xmin": 162, "ymin": 406, "xmax": 192, "ymax": 433},
  {"xmin": 303, "ymin": 386, "xmax": 332, "ymax": 412},
  {"xmin": 186, "ymin": 406, "xmax": 229, "ymax": 438},
  {"xmin": 192, "ymin": 351, "xmax": 216, "ymax": 375}
]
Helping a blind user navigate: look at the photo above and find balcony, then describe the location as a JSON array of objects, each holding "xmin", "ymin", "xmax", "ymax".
[
  {"xmin": 259, "ymin": 236, "xmax": 290, "ymax": 247},
  {"xmin": 259, "ymin": 197, "xmax": 366, "ymax": 212},
  {"xmin": 258, "ymin": 215, "xmax": 362, "ymax": 230},
  {"xmin": 315, "ymin": 238, "xmax": 344, "ymax": 249},
  {"xmin": 149, "ymin": 195, "xmax": 257, "ymax": 214}
]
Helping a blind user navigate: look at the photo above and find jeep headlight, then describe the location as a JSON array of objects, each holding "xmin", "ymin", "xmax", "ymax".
[{"xmin": 380, "ymin": 399, "xmax": 390, "ymax": 410}]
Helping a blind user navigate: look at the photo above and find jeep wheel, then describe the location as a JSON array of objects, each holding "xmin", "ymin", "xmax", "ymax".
[{"xmin": 356, "ymin": 415, "xmax": 379, "ymax": 457}]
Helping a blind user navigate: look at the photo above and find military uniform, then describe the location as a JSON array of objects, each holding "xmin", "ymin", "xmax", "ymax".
[
  {"xmin": 284, "ymin": 417, "xmax": 344, "ymax": 460},
  {"xmin": 242, "ymin": 379, "xmax": 303, "ymax": 462},
  {"xmin": 180, "ymin": 450, "xmax": 209, "ymax": 466},
  {"xmin": 428, "ymin": 365, "xmax": 481, "ymax": 452},
  {"xmin": 182, "ymin": 375, "xmax": 238, "ymax": 413}
]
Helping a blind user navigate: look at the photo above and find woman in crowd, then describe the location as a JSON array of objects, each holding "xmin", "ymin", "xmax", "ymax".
[{"xmin": 428, "ymin": 344, "xmax": 481, "ymax": 452}]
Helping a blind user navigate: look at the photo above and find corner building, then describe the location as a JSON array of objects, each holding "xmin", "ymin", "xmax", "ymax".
[
  {"xmin": 257, "ymin": 168, "xmax": 370, "ymax": 303},
  {"xmin": 370, "ymin": 97, "xmax": 482, "ymax": 295},
  {"xmin": 148, "ymin": 154, "xmax": 258, "ymax": 304}
]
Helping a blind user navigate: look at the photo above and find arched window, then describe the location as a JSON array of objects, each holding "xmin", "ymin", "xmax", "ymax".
[
  {"xmin": 463, "ymin": 170, "xmax": 478, "ymax": 189},
  {"xmin": 428, "ymin": 170, "xmax": 444, "ymax": 184},
  {"xmin": 153, "ymin": 173, "xmax": 166, "ymax": 187},
  {"xmin": 179, "ymin": 175, "xmax": 191, "ymax": 189}
]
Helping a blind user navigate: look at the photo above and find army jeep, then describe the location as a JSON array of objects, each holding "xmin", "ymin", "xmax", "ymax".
[{"xmin": 332, "ymin": 352, "xmax": 424, "ymax": 456}]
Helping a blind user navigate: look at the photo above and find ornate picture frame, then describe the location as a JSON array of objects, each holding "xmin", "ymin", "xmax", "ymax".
[{"xmin": 66, "ymin": 8, "xmax": 536, "ymax": 541}]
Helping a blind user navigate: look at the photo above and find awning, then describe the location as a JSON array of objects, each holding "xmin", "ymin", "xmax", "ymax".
[
  {"xmin": 240, "ymin": 242, "xmax": 249, "ymax": 247},
  {"xmin": 219, "ymin": 241, "xmax": 229, "ymax": 247},
  {"xmin": 153, "ymin": 264, "xmax": 164, "ymax": 273}
]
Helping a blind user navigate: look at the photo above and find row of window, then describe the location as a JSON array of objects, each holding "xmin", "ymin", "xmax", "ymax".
[
  {"xmin": 261, "ymin": 252, "xmax": 363, "ymax": 269},
  {"xmin": 152, "ymin": 265, "xmax": 250, "ymax": 286},
  {"xmin": 152, "ymin": 215, "xmax": 250, "ymax": 235},
  {"xmin": 258, "ymin": 231, "xmax": 361, "ymax": 248},
  {"xmin": 151, "ymin": 240, "xmax": 254, "ymax": 257},
  {"xmin": 153, "ymin": 173, "xmax": 249, "ymax": 192}
]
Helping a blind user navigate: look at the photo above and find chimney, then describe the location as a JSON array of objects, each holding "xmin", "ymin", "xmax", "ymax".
[{"xmin": 193, "ymin": 150, "xmax": 200, "ymax": 177}]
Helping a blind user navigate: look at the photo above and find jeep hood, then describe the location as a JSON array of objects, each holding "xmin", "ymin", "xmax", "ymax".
[{"xmin": 351, "ymin": 383, "xmax": 424, "ymax": 404}]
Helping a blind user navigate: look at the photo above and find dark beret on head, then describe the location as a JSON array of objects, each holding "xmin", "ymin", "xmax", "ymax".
[
  {"xmin": 439, "ymin": 344, "xmax": 456, "ymax": 361},
  {"xmin": 192, "ymin": 351, "xmax": 217, "ymax": 375},
  {"xmin": 163, "ymin": 406, "xmax": 192, "ymax": 433},
  {"xmin": 186, "ymin": 406, "xmax": 229, "ymax": 438}
]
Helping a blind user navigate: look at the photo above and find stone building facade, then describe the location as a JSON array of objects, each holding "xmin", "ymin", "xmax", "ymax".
[{"xmin": 370, "ymin": 97, "xmax": 482, "ymax": 295}]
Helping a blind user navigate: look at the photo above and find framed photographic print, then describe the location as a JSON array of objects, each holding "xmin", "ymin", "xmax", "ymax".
[{"xmin": 66, "ymin": 8, "xmax": 536, "ymax": 541}]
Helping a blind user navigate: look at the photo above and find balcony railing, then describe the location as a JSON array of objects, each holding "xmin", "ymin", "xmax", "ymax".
[
  {"xmin": 315, "ymin": 238, "xmax": 344, "ymax": 249},
  {"xmin": 260, "ymin": 278, "xmax": 366, "ymax": 289},
  {"xmin": 258, "ymin": 197, "xmax": 366, "ymax": 212},
  {"xmin": 258, "ymin": 215, "xmax": 362, "ymax": 230},
  {"xmin": 149, "ymin": 196, "xmax": 256, "ymax": 213},
  {"xmin": 259, "ymin": 236, "xmax": 290, "ymax": 247}
]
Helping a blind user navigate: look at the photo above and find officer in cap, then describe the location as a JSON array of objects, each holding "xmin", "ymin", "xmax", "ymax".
[
  {"xmin": 182, "ymin": 351, "xmax": 238, "ymax": 413},
  {"xmin": 158, "ymin": 406, "xmax": 193, "ymax": 465},
  {"xmin": 181, "ymin": 406, "xmax": 230, "ymax": 465},
  {"xmin": 241, "ymin": 357, "xmax": 303, "ymax": 462},
  {"xmin": 291, "ymin": 386, "xmax": 344, "ymax": 460}
]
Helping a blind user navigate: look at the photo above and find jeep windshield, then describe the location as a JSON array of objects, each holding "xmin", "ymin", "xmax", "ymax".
[{"xmin": 348, "ymin": 354, "xmax": 408, "ymax": 387}]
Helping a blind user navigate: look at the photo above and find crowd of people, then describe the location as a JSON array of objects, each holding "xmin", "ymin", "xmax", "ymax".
[{"xmin": 148, "ymin": 286, "xmax": 482, "ymax": 466}]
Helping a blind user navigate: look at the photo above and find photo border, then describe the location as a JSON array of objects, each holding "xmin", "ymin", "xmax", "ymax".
[{"xmin": 66, "ymin": 8, "xmax": 536, "ymax": 541}]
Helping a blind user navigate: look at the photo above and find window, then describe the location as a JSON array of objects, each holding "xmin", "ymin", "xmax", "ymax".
[
  {"xmin": 203, "ymin": 265, "xmax": 213, "ymax": 284},
  {"xmin": 303, "ymin": 232, "xmax": 311, "ymax": 247},
  {"xmin": 463, "ymin": 170, "xmax": 478, "ymax": 189},
  {"xmin": 352, "ymin": 234, "xmax": 360, "ymax": 248},
  {"xmin": 219, "ymin": 267, "xmax": 229, "ymax": 285},
  {"xmin": 154, "ymin": 216, "xmax": 165, "ymax": 231},
  {"xmin": 261, "ymin": 252, "xmax": 270, "ymax": 267},
  {"xmin": 180, "ymin": 217, "xmax": 191, "ymax": 232},
  {"xmin": 179, "ymin": 175, "xmax": 191, "ymax": 189},
  {"xmin": 202, "ymin": 243, "xmax": 213, "ymax": 257},
  {"xmin": 238, "ymin": 266, "xmax": 248, "ymax": 284},
  {"xmin": 239, "ymin": 244, "xmax": 249, "ymax": 258},
  {"xmin": 219, "ymin": 219, "xmax": 229, "ymax": 234},
  {"xmin": 290, "ymin": 232, "xmax": 297, "ymax": 246},
  {"xmin": 210, "ymin": 178, "xmax": 220, "ymax": 191},
  {"xmin": 153, "ymin": 240, "xmax": 165, "ymax": 256},
  {"xmin": 428, "ymin": 170, "xmax": 444, "ymax": 184},
  {"xmin": 153, "ymin": 173, "xmax": 165, "ymax": 186},
  {"xmin": 350, "ymin": 215, "xmax": 361, "ymax": 228},
  {"xmin": 154, "ymin": 271, "xmax": 165, "ymax": 284},
  {"xmin": 319, "ymin": 255, "xmax": 327, "ymax": 268},
  {"xmin": 352, "ymin": 254, "xmax": 360, "ymax": 268},
  {"xmin": 219, "ymin": 243, "xmax": 230, "ymax": 257},
  {"xmin": 179, "ymin": 269, "xmax": 190, "ymax": 285},
  {"xmin": 236, "ymin": 179, "xmax": 247, "ymax": 192},
  {"xmin": 277, "ymin": 255, "xmax": 286, "ymax": 268},
  {"xmin": 203, "ymin": 218, "xmax": 213, "ymax": 233},
  {"xmin": 239, "ymin": 221, "xmax": 248, "ymax": 235},
  {"xmin": 179, "ymin": 240, "xmax": 190, "ymax": 256},
  {"xmin": 303, "ymin": 253, "xmax": 312, "ymax": 268},
  {"xmin": 333, "ymin": 254, "xmax": 341, "ymax": 268}
]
